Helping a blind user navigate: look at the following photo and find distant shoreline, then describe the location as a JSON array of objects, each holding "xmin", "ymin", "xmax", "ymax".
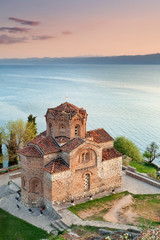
[{"xmin": 1, "ymin": 53, "xmax": 160, "ymax": 65}]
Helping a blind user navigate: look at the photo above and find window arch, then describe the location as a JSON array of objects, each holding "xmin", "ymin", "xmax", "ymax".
[
  {"xmin": 75, "ymin": 124, "xmax": 80, "ymax": 137},
  {"xmin": 81, "ymin": 152, "xmax": 90, "ymax": 162},
  {"xmin": 84, "ymin": 173, "xmax": 90, "ymax": 191},
  {"xmin": 21, "ymin": 176, "xmax": 26, "ymax": 190},
  {"xmin": 29, "ymin": 178, "xmax": 42, "ymax": 194},
  {"xmin": 59, "ymin": 124, "xmax": 66, "ymax": 135}
]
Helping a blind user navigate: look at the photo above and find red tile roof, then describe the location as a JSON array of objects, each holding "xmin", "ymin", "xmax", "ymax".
[
  {"xmin": 55, "ymin": 136, "xmax": 70, "ymax": 144},
  {"xmin": 86, "ymin": 128, "xmax": 113, "ymax": 143},
  {"xmin": 102, "ymin": 148, "xmax": 122, "ymax": 161},
  {"xmin": 18, "ymin": 146, "xmax": 43, "ymax": 158},
  {"xmin": 30, "ymin": 130, "xmax": 47, "ymax": 144},
  {"xmin": 46, "ymin": 102, "xmax": 86, "ymax": 119},
  {"xmin": 44, "ymin": 158, "xmax": 69, "ymax": 174},
  {"xmin": 35, "ymin": 136, "xmax": 60, "ymax": 155},
  {"xmin": 61, "ymin": 137, "xmax": 85, "ymax": 153}
]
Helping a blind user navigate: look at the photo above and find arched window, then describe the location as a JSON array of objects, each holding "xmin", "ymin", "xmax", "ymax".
[
  {"xmin": 21, "ymin": 176, "xmax": 26, "ymax": 190},
  {"xmin": 84, "ymin": 173, "xmax": 90, "ymax": 191},
  {"xmin": 85, "ymin": 152, "xmax": 90, "ymax": 161},
  {"xmin": 81, "ymin": 152, "xmax": 90, "ymax": 162},
  {"xmin": 29, "ymin": 178, "xmax": 42, "ymax": 194},
  {"xmin": 82, "ymin": 153, "xmax": 85, "ymax": 162},
  {"xmin": 59, "ymin": 124, "xmax": 66, "ymax": 135},
  {"xmin": 75, "ymin": 124, "xmax": 80, "ymax": 137}
]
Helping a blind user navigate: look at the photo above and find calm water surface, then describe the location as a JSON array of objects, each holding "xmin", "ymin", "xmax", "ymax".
[{"xmin": 0, "ymin": 64, "xmax": 160, "ymax": 165}]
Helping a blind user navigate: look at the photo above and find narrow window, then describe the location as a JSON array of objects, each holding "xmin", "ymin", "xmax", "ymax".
[
  {"xmin": 82, "ymin": 153, "xmax": 85, "ymax": 162},
  {"xmin": 85, "ymin": 152, "xmax": 90, "ymax": 162},
  {"xmin": 22, "ymin": 176, "xmax": 26, "ymax": 190},
  {"xmin": 59, "ymin": 124, "xmax": 66, "ymax": 135},
  {"xmin": 75, "ymin": 125, "xmax": 80, "ymax": 137},
  {"xmin": 84, "ymin": 173, "xmax": 90, "ymax": 191}
]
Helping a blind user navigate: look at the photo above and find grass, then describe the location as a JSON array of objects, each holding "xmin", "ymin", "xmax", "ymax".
[
  {"xmin": 70, "ymin": 225, "xmax": 101, "ymax": 239},
  {"xmin": 0, "ymin": 208, "xmax": 50, "ymax": 240},
  {"xmin": 129, "ymin": 161, "xmax": 158, "ymax": 174},
  {"xmin": 68, "ymin": 192, "xmax": 160, "ymax": 227},
  {"xmin": 68, "ymin": 191, "xmax": 129, "ymax": 216}
]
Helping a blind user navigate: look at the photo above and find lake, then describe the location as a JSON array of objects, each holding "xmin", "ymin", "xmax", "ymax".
[{"xmin": 0, "ymin": 64, "xmax": 160, "ymax": 166}]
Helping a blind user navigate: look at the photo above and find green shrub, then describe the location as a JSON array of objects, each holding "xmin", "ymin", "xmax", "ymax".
[{"xmin": 114, "ymin": 136, "xmax": 143, "ymax": 162}]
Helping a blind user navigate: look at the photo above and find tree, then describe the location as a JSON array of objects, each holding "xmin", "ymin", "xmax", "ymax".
[
  {"xmin": 143, "ymin": 142, "xmax": 160, "ymax": 163},
  {"xmin": 27, "ymin": 114, "xmax": 37, "ymax": 135},
  {"xmin": 7, "ymin": 131, "xmax": 18, "ymax": 166},
  {"xmin": 0, "ymin": 132, "xmax": 3, "ymax": 168},
  {"xmin": 0, "ymin": 118, "xmax": 38, "ymax": 166},
  {"xmin": 114, "ymin": 136, "xmax": 143, "ymax": 162}
]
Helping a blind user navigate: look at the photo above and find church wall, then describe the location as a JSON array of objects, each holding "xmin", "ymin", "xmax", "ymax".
[
  {"xmin": 43, "ymin": 152, "xmax": 60, "ymax": 166},
  {"xmin": 20, "ymin": 154, "xmax": 44, "ymax": 207},
  {"xmin": 98, "ymin": 157, "xmax": 122, "ymax": 191},
  {"xmin": 49, "ymin": 147, "xmax": 122, "ymax": 205}
]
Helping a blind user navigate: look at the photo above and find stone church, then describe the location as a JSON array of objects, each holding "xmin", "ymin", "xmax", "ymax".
[{"xmin": 18, "ymin": 102, "xmax": 122, "ymax": 209}]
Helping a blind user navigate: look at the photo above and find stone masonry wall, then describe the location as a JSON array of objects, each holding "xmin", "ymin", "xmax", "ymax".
[{"xmin": 20, "ymin": 155, "xmax": 44, "ymax": 207}]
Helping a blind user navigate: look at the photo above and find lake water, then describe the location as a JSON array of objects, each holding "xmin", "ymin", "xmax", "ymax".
[{"xmin": 0, "ymin": 64, "xmax": 160, "ymax": 166}]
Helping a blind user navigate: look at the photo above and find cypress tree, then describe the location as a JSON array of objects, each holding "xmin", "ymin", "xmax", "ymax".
[
  {"xmin": 0, "ymin": 132, "xmax": 3, "ymax": 168},
  {"xmin": 7, "ymin": 131, "xmax": 18, "ymax": 166},
  {"xmin": 27, "ymin": 114, "xmax": 37, "ymax": 135}
]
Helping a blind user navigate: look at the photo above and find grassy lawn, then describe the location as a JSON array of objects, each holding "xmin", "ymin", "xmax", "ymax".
[
  {"xmin": 68, "ymin": 192, "xmax": 160, "ymax": 226},
  {"xmin": 69, "ymin": 191, "xmax": 128, "ymax": 218},
  {"xmin": 129, "ymin": 161, "xmax": 158, "ymax": 174},
  {"xmin": 0, "ymin": 208, "xmax": 50, "ymax": 240}
]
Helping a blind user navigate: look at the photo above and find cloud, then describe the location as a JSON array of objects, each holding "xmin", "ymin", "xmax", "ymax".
[
  {"xmin": 0, "ymin": 27, "xmax": 29, "ymax": 33},
  {"xmin": 0, "ymin": 34, "xmax": 27, "ymax": 44},
  {"xmin": 62, "ymin": 31, "xmax": 72, "ymax": 35},
  {"xmin": 9, "ymin": 17, "xmax": 40, "ymax": 26},
  {"xmin": 32, "ymin": 35, "xmax": 55, "ymax": 40}
]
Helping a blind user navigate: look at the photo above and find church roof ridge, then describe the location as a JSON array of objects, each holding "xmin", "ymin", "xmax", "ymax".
[{"xmin": 46, "ymin": 102, "xmax": 86, "ymax": 119}]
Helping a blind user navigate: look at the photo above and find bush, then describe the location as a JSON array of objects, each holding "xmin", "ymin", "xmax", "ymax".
[
  {"xmin": 114, "ymin": 136, "xmax": 143, "ymax": 162},
  {"xmin": 122, "ymin": 156, "xmax": 131, "ymax": 167}
]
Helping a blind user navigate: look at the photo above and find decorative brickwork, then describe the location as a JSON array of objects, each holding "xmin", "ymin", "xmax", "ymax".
[{"xmin": 18, "ymin": 102, "xmax": 122, "ymax": 208}]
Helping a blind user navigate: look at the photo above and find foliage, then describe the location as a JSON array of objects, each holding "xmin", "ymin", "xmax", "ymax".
[
  {"xmin": 0, "ymin": 208, "xmax": 49, "ymax": 240},
  {"xmin": 27, "ymin": 114, "xmax": 37, "ymax": 136},
  {"xmin": 0, "ymin": 132, "xmax": 3, "ymax": 168},
  {"xmin": 136, "ymin": 227, "xmax": 160, "ymax": 240},
  {"xmin": 0, "ymin": 132, "xmax": 2, "ymax": 156},
  {"xmin": 122, "ymin": 156, "xmax": 131, "ymax": 167},
  {"xmin": 143, "ymin": 142, "xmax": 160, "ymax": 163},
  {"xmin": 0, "ymin": 118, "xmax": 37, "ymax": 149},
  {"xmin": 7, "ymin": 131, "xmax": 18, "ymax": 166},
  {"xmin": 114, "ymin": 136, "xmax": 143, "ymax": 162},
  {"xmin": 23, "ymin": 122, "xmax": 37, "ymax": 146},
  {"xmin": 0, "ymin": 118, "xmax": 37, "ymax": 166}
]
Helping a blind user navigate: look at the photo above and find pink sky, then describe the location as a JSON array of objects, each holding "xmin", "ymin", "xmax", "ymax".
[{"xmin": 1, "ymin": 0, "xmax": 160, "ymax": 58}]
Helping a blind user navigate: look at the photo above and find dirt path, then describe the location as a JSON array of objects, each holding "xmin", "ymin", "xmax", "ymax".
[{"xmin": 103, "ymin": 194, "xmax": 135, "ymax": 223}]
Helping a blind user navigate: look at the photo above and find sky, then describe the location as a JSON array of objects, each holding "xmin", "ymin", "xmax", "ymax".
[{"xmin": 1, "ymin": 0, "xmax": 160, "ymax": 58}]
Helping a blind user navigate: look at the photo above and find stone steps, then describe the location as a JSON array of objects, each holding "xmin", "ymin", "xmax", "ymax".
[{"xmin": 50, "ymin": 220, "xmax": 69, "ymax": 234}]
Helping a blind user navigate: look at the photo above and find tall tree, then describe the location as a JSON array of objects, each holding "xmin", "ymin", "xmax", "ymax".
[
  {"xmin": 0, "ymin": 132, "xmax": 3, "ymax": 168},
  {"xmin": 0, "ymin": 118, "xmax": 38, "ymax": 166},
  {"xmin": 7, "ymin": 131, "xmax": 18, "ymax": 166},
  {"xmin": 143, "ymin": 142, "xmax": 160, "ymax": 163},
  {"xmin": 27, "ymin": 114, "xmax": 37, "ymax": 135}
]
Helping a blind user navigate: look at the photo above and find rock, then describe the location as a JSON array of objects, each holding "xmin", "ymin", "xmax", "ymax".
[
  {"xmin": 98, "ymin": 229, "xmax": 113, "ymax": 235},
  {"xmin": 127, "ymin": 228, "xmax": 141, "ymax": 233}
]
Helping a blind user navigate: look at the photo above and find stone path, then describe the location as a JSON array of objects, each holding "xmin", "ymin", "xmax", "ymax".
[
  {"xmin": 56, "ymin": 208, "xmax": 139, "ymax": 231},
  {"xmin": 121, "ymin": 171, "xmax": 160, "ymax": 194},
  {"xmin": 0, "ymin": 193, "xmax": 61, "ymax": 233}
]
